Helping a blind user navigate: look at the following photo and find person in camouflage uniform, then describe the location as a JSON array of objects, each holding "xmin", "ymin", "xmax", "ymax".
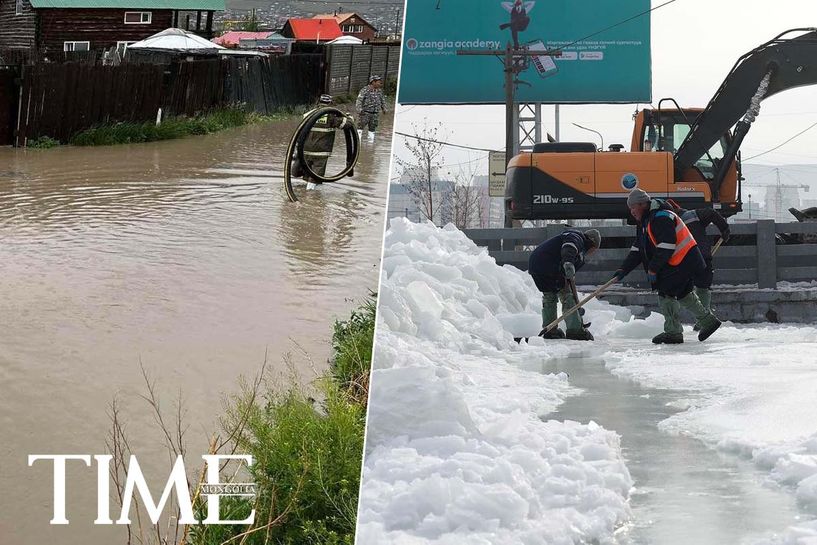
[
  {"xmin": 355, "ymin": 75, "xmax": 387, "ymax": 142},
  {"xmin": 293, "ymin": 94, "xmax": 353, "ymax": 187}
]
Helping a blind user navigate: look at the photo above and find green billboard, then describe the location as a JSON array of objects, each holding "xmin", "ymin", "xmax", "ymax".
[{"xmin": 399, "ymin": 0, "xmax": 652, "ymax": 104}]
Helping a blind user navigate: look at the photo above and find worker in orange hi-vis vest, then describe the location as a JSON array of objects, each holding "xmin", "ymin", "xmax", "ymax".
[{"xmin": 611, "ymin": 189, "xmax": 722, "ymax": 344}]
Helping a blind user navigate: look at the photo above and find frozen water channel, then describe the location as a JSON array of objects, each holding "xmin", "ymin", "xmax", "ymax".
[
  {"xmin": 549, "ymin": 351, "xmax": 803, "ymax": 544},
  {"xmin": 358, "ymin": 221, "xmax": 817, "ymax": 544}
]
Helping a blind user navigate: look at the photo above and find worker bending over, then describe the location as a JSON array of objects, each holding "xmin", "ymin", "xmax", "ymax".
[{"xmin": 528, "ymin": 228, "xmax": 601, "ymax": 341}]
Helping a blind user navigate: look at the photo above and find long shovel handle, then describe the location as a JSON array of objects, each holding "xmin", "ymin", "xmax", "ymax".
[
  {"xmin": 711, "ymin": 237, "xmax": 724, "ymax": 256},
  {"xmin": 545, "ymin": 277, "xmax": 617, "ymax": 332},
  {"xmin": 568, "ymin": 278, "xmax": 590, "ymax": 327}
]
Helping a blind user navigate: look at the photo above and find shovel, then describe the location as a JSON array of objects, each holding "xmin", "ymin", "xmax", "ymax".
[
  {"xmin": 568, "ymin": 278, "xmax": 592, "ymax": 329},
  {"xmin": 543, "ymin": 277, "xmax": 618, "ymax": 333},
  {"xmin": 514, "ymin": 278, "xmax": 614, "ymax": 343},
  {"xmin": 711, "ymin": 236, "xmax": 724, "ymax": 256}
]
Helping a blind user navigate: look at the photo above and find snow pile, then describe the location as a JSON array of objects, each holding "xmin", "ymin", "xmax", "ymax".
[{"xmin": 358, "ymin": 219, "xmax": 633, "ymax": 545}]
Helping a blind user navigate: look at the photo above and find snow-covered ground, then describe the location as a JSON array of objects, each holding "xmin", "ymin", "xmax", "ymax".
[{"xmin": 357, "ymin": 219, "xmax": 817, "ymax": 545}]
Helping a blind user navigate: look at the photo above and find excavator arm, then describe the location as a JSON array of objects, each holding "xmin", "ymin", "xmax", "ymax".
[{"xmin": 674, "ymin": 29, "xmax": 817, "ymax": 187}]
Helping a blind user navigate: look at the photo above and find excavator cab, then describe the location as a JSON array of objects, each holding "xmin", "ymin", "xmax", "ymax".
[{"xmin": 634, "ymin": 107, "xmax": 742, "ymax": 216}]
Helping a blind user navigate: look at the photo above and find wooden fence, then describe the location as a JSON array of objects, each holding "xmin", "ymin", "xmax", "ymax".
[
  {"xmin": 9, "ymin": 54, "xmax": 323, "ymax": 146},
  {"xmin": 325, "ymin": 44, "xmax": 400, "ymax": 96},
  {"xmin": 463, "ymin": 220, "xmax": 817, "ymax": 289},
  {"xmin": 0, "ymin": 65, "xmax": 17, "ymax": 146},
  {"xmin": 15, "ymin": 62, "xmax": 165, "ymax": 145}
]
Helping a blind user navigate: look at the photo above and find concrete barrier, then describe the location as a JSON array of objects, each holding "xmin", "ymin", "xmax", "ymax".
[
  {"xmin": 463, "ymin": 220, "xmax": 817, "ymax": 290},
  {"xmin": 598, "ymin": 286, "xmax": 817, "ymax": 324}
]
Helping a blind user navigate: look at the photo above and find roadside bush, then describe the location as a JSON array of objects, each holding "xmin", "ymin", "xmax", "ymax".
[
  {"xmin": 189, "ymin": 298, "xmax": 375, "ymax": 545},
  {"xmin": 331, "ymin": 295, "xmax": 376, "ymax": 405},
  {"xmin": 384, "ymin": 77, "xmax": 397, "ymax": 96},
  {"xmin": 27, "ymin": 136, "xmax": 60, "ymax": 148},
  {"xmin": 69, "ymin": 106, "xmax": 275, "ymax": 146}
]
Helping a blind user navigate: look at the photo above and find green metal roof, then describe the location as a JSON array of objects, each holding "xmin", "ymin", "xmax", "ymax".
[{"xmin": 29, "ymin": 0, "xmax": 224, "ymax": 10}]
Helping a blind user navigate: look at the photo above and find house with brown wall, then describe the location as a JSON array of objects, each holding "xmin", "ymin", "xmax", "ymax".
[
  {"xmin": 0, "ymin": 0, "xmax": 223, "ymax": 55},
  {"xmin": 312, "ymin": 12, "xmax": 377, "ymax": 43}
]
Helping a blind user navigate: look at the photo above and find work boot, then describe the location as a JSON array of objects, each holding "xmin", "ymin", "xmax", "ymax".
[
  {"xmin": 541, "ymin": 291, "xmax": 558, "ymax": 328},
  {"xmin": 540, "ymin": 327, "xmax": 565, "ymax": 339},
  {"xmin": 566, "ymin": 328, "xmax": 594, "ymax": 341},
  {"xmin": 679, "ymin": 292, "xmax": 721, "ymax": 342},
  {"xmin": 558, "ymin": 287, "xmax": 583, "ymax": 333},
  {"xmin": 539, "ymin": 292, "xmax": 564, "ymax": 339},
  {"xmin": 693, "ymin": 287, "xmax": 712, "ymax": 331},
  {"xmin": 696, "ymin": 314, "xmax": 722, "ymax": 342},
  {"xmin": 656, "ymin": 295, "xmax": 683, "ymax": 344},
  {"xmin": 696, "ymin": 287, "xmax": 712, "ymax": 312},
  {"xmin": 652, "ymin": 332, "xmax": 684, "ymax": 344}
]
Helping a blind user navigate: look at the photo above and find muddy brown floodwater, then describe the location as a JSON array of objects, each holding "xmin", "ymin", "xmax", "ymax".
[{"xmin": 0, "ymin": 112, "xmax": 392, "ymax": 545}]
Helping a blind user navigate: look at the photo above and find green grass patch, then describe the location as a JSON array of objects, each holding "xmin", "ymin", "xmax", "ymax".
[
  {"xmin": 191, "ymin": 296, "xmax": 376, "ymax": 545},
  {"xmin": 27, "ymin": 136, "xmax": 60, "ymax": 149},
  {"xmin": 68, "ymin": 106, "xmax": 302, "ymax": 147},
  {"xmin": 331, "ymin": 295, "xmax": 375, "ymax": 404},
  {"xmin": 384, "ymin": 77, "xmax": 397, "ymax": 97}
]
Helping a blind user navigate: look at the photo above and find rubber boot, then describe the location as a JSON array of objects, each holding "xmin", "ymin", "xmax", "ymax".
[
  {"xmin": 679, "ymin": 291, "xmax": 721, "ymax": 342},
  {"xmin": 653, "ymin": 296, "xmax": 684, "ymax": 344},
  {"xmin": 540, "ymin": 292, "xmax": 564, "ymax": 339},
  {"xmin": 692, "ymin": 287, "xmax": 711, "ymax": 331},
  {"xmin": 566, "ymin": 329, "xmax": 594, "ymax": 341},
  {"xmin": 559, "ymin": 288, "xmax": 593, "ymax": 341},
  {"xmin": 540, "ymin": 327, "xmax": 565, "ymax": 339},
  {"xmin": 367, "ymin": 131, "xmax": 376, "ymax": 142}
]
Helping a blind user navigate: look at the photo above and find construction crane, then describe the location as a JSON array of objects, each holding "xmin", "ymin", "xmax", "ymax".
[{"xmin": 743, "ymin": 167, "xmax": 809, "ymax": 222}]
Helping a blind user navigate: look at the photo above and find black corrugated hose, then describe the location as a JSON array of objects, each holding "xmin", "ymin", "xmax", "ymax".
[{"xmin": 283, "ymin": 107, "xmax": 360, "ymax": 203}]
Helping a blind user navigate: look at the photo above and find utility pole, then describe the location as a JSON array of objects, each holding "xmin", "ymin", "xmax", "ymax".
[
  {"xmin": 456, "ymin": 44, "xmax": 561, "ymax": 168},
  {"xmin": 456, "ymin": 44, "xmax": 561, "ymax": 226}
]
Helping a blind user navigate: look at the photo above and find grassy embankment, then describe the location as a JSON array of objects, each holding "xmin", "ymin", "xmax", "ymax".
[
  {"xmin": 67, "ymin": 106, "xmax": 303, "ymax": 147},
  {"xmin": 188, "ymin": 297, "xmax": 375, "ymax": 545}
]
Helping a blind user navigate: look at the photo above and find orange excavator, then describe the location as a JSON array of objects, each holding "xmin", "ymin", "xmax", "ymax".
[{"xmin": 505, "ymin": 28, "xmax": 817, "ymax": 221}]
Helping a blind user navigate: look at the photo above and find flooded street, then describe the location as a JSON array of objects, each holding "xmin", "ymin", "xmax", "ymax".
[
  {"xmin": 549, "ymin": 352, "xmax": 803, "ymax": 545},
  {"xmin": 0, "ymin": 112, "xmax": 391, "ymax": 545}
]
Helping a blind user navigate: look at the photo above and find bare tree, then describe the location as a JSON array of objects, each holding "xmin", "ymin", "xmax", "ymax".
[
  {"xmin": 444, "ymin": 163, "xmax": 485, "ymax": 229},
  {"xmin": 395, "ymin": 120, "xmax": 447, "ymax": 223}
]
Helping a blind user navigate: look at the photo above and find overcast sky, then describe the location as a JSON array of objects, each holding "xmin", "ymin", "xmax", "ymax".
[{"xmin": 390, "ymin": 0, "xmax": 817, "ymax": 182}]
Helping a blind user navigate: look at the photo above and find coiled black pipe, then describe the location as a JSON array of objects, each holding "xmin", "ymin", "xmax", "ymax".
[{"xmin": 283, "ymin": 107, "xmax": 360, "ymax": 203}]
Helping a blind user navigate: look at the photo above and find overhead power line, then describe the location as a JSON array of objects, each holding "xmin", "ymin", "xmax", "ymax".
[
  {"xmin": 559, "ymin": 0, "xmax": 678, "ymax": 51},
  {"xmin": 743, "ymin": 120, "xmax": 817, "ymax": 161},
  {"xmin": 395, "ymin": 131, "xmax": 500, "ymax": 153}
]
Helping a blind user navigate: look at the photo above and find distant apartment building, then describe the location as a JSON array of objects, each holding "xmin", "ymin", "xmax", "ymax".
[
  {"xmin": 764, "ymin": 186, "xmax": 802, "ymax": 223},
  {"xmin": 388, "ymin": 180, "xmax": 456, "ymax": 226}
]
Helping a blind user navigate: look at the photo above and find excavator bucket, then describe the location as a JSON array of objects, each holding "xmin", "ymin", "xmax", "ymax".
[{"xmin": 674, "ymin": 29, "xmax": 817, "ymax": 177}]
